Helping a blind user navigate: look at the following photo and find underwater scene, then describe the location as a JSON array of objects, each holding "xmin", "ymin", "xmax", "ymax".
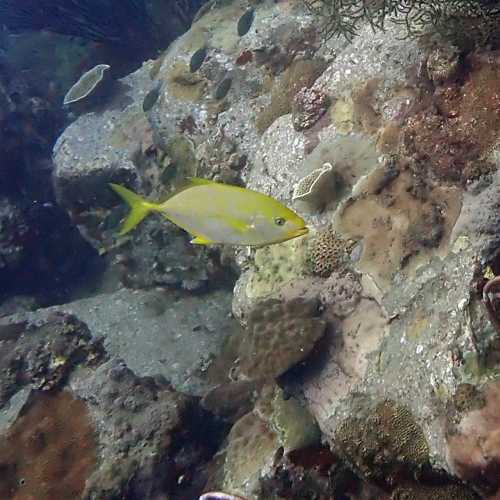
[{"xmin": 2, "ymin": 0, "xmax": 500, "ymax": 499}]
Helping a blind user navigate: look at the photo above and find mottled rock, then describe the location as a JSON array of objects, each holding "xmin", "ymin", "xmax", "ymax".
[
  {"xmin": 70, "ymin": 359, "xmax": 191, "ymax": 500},
  {"xmin": 0, "ymin": 312, "xmax": 105, "ymax": 409}
]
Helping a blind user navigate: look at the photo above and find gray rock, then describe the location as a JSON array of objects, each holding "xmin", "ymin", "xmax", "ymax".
[
  {"xmin": 0, "ymin": 196, "xmax": 29, "ymax": 272},
  {"xmin": 2, "ymin": 287, "xmax": 241, "ymax": 396}
]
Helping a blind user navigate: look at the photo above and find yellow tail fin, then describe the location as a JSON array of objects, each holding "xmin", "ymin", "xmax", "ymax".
[{"xmin": 109, "ymin": 183, "xmax": 159, "ymax": 235}]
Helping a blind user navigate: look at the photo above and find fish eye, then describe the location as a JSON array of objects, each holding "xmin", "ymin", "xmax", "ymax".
[{"xmin": 274, "ymin": 217, "xmax": 286, "ymax": 226}]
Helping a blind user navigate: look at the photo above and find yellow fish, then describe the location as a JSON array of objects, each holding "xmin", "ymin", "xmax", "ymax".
[{"xmin": 109, "ymin": 178, "xmax": 308, "ymax": 246}]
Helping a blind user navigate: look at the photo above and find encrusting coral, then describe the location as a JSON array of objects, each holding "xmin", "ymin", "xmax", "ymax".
[
  {"xmin": 237, "ymin": 298, "xmax": 326, "ymax": 380},
  {"xmin": 0, "ymin": 390, "xmax": 97, "ymax": 500}
]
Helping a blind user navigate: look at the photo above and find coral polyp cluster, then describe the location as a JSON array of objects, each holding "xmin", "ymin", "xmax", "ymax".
[{"xmin": 307, "ymin": 225, "xmax": 354, "ymax": 277}]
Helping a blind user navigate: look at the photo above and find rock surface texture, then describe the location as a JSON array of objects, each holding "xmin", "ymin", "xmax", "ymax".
[{"xmin": 1, "ymin": 0, "xmax": 500, "ymax": 498}]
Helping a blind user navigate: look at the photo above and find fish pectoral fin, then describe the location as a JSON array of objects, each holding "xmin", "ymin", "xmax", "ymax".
[
  {"xmin": 225, "ymin": 216, "xmax": 250, "ymax": 233},
  {"xmin": 190, "ymin": 235, "xmax": 213, "ymax": 245}
]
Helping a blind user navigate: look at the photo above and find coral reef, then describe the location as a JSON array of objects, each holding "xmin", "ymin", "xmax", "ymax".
[
  {"xmin": 38, "ymin": 0, "xmax": 500, "ymax": 497},
  {"xmin": 166, "ymin": 60, "xmax": 207, "ymax": 102},
  {"xmin": 240, "ymin": 236, "xmax": 309, "ymax": 305},
  {"xmin": 222, "ymin": 411, "xmax": 278, "ymax": 497},
  {"xmin": 254, "ymin": 385, "xmax": 320, "ymax": 452},
  {"xmin": 260, "ymin": 445, "xmax": 387, "ymax": 499},
  {"xmin": 0, "ymin": 390, "xmax": 97, "ymax": 500},
  {"xmin": 390, "ymin": 484, "xmax": 479, "ymax": 500},
  {"xmin": 236, "ymin": 298, "xmax": 326, "ymax": 380},
  {"xmin": 219, "ymin": 385, "xmax": 320, "ymax": 499},
  {"xmin": 337, "ymin": 167, "xmax": 462, "ymax": 290}
]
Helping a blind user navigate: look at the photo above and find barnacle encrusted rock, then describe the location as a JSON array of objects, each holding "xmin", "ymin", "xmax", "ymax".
[
  {"xmin": 0, "ymin": 313, "xmax": 105, "ymax": 408},
  {"xmin": 292, "ymin": 162, "xmax": 336, "ymax": 211},
  {"xmin": 63, "ymin": 64, "xmax": 110, "ymax": 105},
  {"xmin": 70, "ymin": 359, "xmax": 191, "ymax": 499},
  {"xmin": 237, "ymin": 298, "xmax": 326, "ymax": 380},
  {"xmin": 291, "ymin": 87, "xmax": 330, "ymax": 131},
  {"xmin": 335, "ymin": 399, "xmax": 430, "ymax": 485},
  {"xmin": 307, "ymin": 225, "xmax": 354, "ymax": 277}
]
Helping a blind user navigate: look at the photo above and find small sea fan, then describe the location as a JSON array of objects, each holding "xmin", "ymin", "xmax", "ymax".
[{"xmin": 302, "ymin": 0, "xmax": 500, "ymax": 48}]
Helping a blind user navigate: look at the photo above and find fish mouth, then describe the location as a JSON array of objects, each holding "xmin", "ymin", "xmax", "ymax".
[{"xmin": 293, "ymin": 227, "xmax": 309, "ymax": 237}]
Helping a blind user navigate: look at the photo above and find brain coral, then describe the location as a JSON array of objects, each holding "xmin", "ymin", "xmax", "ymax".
[
  {"xmin": 237, "ymin": 298, "xmax": 326, "ymax": 380},
  {"xmin": 335, "ymin": 399, "xmax": 429, "ymax": 485}
]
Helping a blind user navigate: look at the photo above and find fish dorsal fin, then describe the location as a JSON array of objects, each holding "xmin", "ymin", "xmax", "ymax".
[
  {"xmin": 187, "ymin": 177, "xmax": 217, "ymax": 186},
  {"xmin": 158, "ymin": 178, "xmax": 218, "ymax": 207}
]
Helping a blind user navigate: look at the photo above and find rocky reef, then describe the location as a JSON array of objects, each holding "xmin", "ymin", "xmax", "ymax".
[{"xmin": 3, "ymin": 0, "xmax": 500, "ymax": 499}]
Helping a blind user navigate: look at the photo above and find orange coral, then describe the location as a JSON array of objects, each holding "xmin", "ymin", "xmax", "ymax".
[{"xmin": 0, "ymin": 390, "xmax": 97, "ymax": 500}]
